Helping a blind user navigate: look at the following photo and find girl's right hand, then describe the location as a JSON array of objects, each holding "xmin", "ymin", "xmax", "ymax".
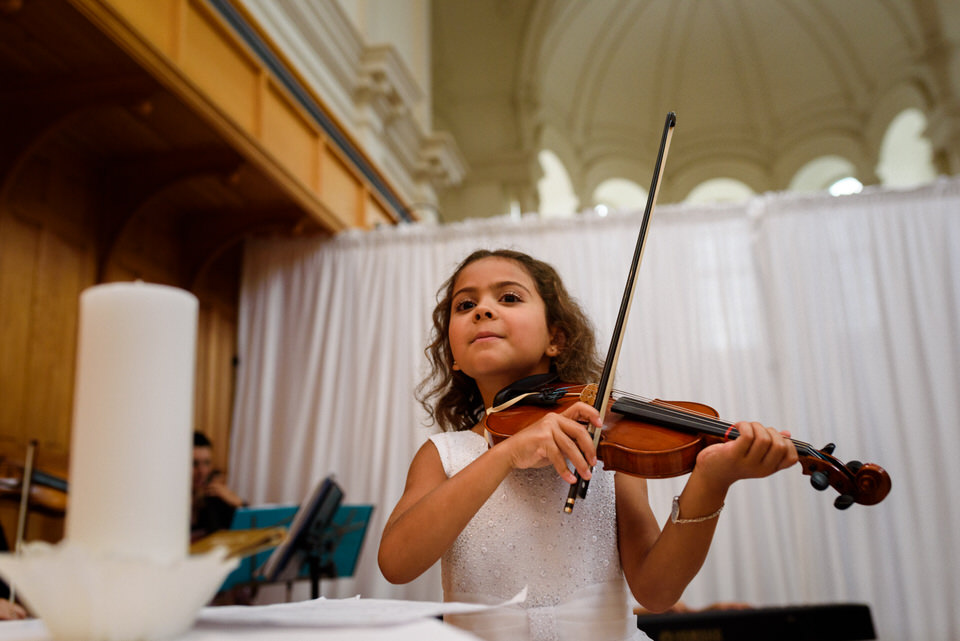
[{"xmin": 496, "ymin": 401, "xmax": 600, "ymax": 484}]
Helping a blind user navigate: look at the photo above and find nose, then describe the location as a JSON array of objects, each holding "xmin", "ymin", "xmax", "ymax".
[{"xmin": 473, "ymin": 300, "xmax": 495, "ymax": 320}]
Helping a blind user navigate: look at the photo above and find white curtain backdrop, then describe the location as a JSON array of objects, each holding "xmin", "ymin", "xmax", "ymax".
[{"xmin": 230, "ymin": 178, "xmax": 960, "ymax": 641}]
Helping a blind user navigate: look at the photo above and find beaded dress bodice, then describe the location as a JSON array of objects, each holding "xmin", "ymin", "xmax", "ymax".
[{"xmin": 429, "ymin": 430, "xmax": 648, "ymax": 641}]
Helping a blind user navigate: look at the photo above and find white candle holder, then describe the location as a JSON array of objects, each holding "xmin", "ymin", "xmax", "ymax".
[{"xmin": 0, "ymin": 542, "xmax": 237, "ymax": 641}]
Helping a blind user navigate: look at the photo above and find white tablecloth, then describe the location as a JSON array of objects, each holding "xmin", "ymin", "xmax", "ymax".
[
  {"xmin": 0, "ymin": 618, "xmax": 482, "ymax": 641},
  {"xmin": 0, "ymin": 592, "xmax": 532, "ymax": 641}
]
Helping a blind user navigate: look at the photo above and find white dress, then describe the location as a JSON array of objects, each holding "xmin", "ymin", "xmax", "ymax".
[{"xmin": 429, "ymin": 430, "xmax": 650, "ymax": 641}]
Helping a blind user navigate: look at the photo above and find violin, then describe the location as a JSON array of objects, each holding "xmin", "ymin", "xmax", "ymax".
[
  {"xmin": 485, "ymin": 112, "xmax": 890, "ymax": 513},
  {"xmin": 483, "ymin": 378, "xmax": 891, "ymax": 509},
  {"xmin": 0, "ymin": 456, "xmax": 68, "ymax": 515}
]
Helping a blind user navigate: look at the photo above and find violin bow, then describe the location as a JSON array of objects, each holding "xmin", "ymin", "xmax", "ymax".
[
  {"xmin": 10, "ymin": 439, "xmax": 38, "ymax": 605},
  {"xmin": 565, "ymin": 112, "xmax": 676, "ymax": 513}
]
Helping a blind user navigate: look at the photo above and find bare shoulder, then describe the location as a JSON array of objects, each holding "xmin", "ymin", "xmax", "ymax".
[
  {"xmin": 409, "ymin": 438, "xmax": 445, "ymax": 476},
  {"xmin": 399, "ymin": 438, "xmax": 449, "ymax": 498},
  {"xmin": 383, "ymin": 438, "xmax": 447, "ymax": 533}
]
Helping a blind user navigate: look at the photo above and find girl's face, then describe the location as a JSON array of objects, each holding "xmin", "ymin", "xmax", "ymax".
[{"xmin": 448, "ymin": 256, "xmax": 559, "ymax": 406}]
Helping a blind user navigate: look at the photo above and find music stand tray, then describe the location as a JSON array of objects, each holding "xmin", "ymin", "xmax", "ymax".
[
  {"xmin": 218, "ymin": 504, "xmax": 299, "ymax": 592},
  {"xmin": 216, "ymin": 478, "xmax": 374, "ymax": 597},
  {"xmin": 322, "ymin": 504, "xmax": 374, "ymax": 579}
]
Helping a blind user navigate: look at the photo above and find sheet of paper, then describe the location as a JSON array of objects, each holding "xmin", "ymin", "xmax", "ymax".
[{"xmin": 195, "ymin": 588, "xmax": 527, "ymax": 628}]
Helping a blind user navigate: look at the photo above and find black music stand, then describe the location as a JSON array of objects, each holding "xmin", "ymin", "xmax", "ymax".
[{"xmin": 258, "ymin": 476, "xmax": 344, "ymax": 598}]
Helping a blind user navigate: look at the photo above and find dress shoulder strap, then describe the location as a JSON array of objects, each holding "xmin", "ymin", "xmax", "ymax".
[{"xmin": 428, "ymin": 430, "xmax": 488, "ymax": 477}]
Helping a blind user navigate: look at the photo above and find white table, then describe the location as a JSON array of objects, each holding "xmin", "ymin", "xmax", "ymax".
[
  {"xmin": 0, "ymin": 618, "xmax": 481, "ymax": 641},
  {"xmin": 0, "ymin": 594, "xmax": 509, "ymax": 641}
]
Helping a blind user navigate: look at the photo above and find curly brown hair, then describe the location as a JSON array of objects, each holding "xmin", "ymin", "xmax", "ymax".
[{"xmin": 417, "ymin": 249, "xmax": 604, "ymax": 432}]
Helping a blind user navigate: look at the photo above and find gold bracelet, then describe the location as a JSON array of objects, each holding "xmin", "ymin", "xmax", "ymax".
[{"xmin": 670, "ymin": 495, "xmax": 724, "ymax": 524}]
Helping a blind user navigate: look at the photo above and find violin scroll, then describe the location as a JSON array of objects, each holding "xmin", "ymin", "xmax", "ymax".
[{"xmin": 800, "ymin": 445, "xmax": 891, "ymax": 508}]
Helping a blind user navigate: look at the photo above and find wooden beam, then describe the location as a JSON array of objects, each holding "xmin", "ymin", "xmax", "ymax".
[{"xmin": 65, "ymin": 0, "xmax": 410, "ymax": 232}]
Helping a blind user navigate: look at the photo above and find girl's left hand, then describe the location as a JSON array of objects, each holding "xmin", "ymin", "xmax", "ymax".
[{"xmin": 694, "ymin": 421, "xmax": 799, "ymax": 488}]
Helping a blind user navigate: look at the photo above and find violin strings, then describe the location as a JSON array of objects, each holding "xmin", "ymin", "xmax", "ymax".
[
  {"xmin": 612, "ymin": 390, "xmax": 734, "ymax": 434},
  {"xmin": 617, "ymin": 397, "xmax": 733, "ymax": 439},
  {"xmin": 549, "ymin": 384, "xmax": 823, "ymax": 460},
  {"xmin": 569, "ymin": 387, "xmax": 866, "ymax": 489},
  {"xmin": 552, "ymin": 385, "xmax": 727, "ymax": 436},
  {"xmin": 609, "ymin": 389, "xmax": 821, "ymax": 458}
]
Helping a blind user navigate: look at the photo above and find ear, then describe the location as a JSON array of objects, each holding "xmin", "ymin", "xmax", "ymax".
[{"xmin": 546, "ymin": 327, "xmax": 565, "ymax": 357}]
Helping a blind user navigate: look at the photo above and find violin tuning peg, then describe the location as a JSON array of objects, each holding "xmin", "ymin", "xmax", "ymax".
[
  {"xmin": 834, "ymin": 494, "xmax": 855, "ymax": 510},
  {"xmin": 821, "ymin": 443, "xmax": 836, "ymax": 455},
  {"xmin": 846, "ymin": 460, "xmax": 863, "ymax": 474},
  {"xmin": 810, "ymin": 471, "xmax": 830, "ymax": 491}
]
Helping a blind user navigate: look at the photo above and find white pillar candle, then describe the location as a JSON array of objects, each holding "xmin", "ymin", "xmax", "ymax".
[{"xmin": 66, "ymin": 282, "xmax": 198, "ymax": 563}]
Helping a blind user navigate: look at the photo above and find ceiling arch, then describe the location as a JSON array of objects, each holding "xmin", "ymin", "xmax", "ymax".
[
  {"xmin": 526, "ymin": 0, "xmax": 932, "ymax": 195},
  {"xmin": 433, "ymin": 0, "xmax": 960, "ymax": 219}
]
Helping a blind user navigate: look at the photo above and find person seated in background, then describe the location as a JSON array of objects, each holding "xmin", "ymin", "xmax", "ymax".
[
  {"xmin": 191, "ymin": 431, "xmax": 245, "ymax": 542},
  {"xmin": 0, "ymin": 599, "xmax": 26, "ymax": 621}
]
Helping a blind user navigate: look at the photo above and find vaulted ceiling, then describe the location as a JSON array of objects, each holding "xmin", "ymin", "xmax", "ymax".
[{"xmin": 432, "ymin": 0, "xmax": 960, "ymax": 218}]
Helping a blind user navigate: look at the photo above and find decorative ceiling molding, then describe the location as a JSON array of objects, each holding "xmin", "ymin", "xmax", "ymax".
[
  {"xmin": 237, "ymin": 0, "xmax": 465, "ymax": 219},
  {"xmin": 433, "ymin": 0, "xmax": 960, "ymax": 219}
]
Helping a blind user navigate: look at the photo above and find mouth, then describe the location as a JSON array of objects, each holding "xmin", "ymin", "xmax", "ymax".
[{"xmin": 471, "ymin": 332, "xmax": 501, "ymax": 343}]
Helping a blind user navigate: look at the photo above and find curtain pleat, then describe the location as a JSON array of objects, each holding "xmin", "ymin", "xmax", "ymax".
[{"xmin": 230, "ymin": 178, "xmax": 960, "ymax": 641}]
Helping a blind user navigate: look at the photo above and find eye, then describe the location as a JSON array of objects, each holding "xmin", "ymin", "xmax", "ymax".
[
  {"xmin": 453, "ymin": 299, "xmax": 476, "ymax": 313},
  {"xmin": 500, "ymin": 291, "xmax": 523, "ymax": 303}
]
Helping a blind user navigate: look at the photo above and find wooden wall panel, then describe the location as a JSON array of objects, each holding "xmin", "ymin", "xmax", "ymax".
[
  {"xmin": 194, "ymin": 301, "xmax": 237, "ymax": 475},
  {"xmin": 0, "ymin": 0, "xmax": 410, "ymax": 547},
  {"xmin": 0, "ymin": 213, "xmax": 91, "ymax": 461},
  {"xmin": 0, "ymin": 214, "xmax": 40, "ymax": 449},
  {"xmin": 262, "ymin": 83, "xmax": 319, "ymax": 191},
  {"xmin": 181, "ymin": 3, "xmax": 260, "ymax": 133},
  {"xmin": 22, "ymin": 229, "xmax": 87, "ymax": 453},
  {"xmin": 321, "ymin": 148, "xmax": 362, "ymax": 225},
  {"xmin": 0, "ymin": 141, "xmax": 239, "ymax": 544},
  {"xmin": 104, "ymin": 208, "xmax": 183, "ymax": 284},
  {"xmin": 106, "ymin": 0, "xmax": 180, "ymax": 53},
  {"xmin": 0, "ymin": 210, "xmax": 94, "ymax": 544},
  {"xmin": 70, "ymin": 0, "xmax": 407, "ymax": 232}
]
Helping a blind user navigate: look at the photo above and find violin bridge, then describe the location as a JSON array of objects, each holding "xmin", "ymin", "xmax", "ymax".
[{"xmin": 579, "ymin": 383, "xmax": 598, "ymax": 406}]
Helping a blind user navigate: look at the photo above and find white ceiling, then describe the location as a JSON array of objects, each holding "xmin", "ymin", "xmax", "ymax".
[{"xmin": 431, "ymin": 0, "xmax": 960, "ymax": 216}]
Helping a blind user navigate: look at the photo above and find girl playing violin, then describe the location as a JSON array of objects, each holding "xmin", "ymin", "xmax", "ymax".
[{"xmin": 378, "ymin": 249, "xmax": 798, "ymax": 641}]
